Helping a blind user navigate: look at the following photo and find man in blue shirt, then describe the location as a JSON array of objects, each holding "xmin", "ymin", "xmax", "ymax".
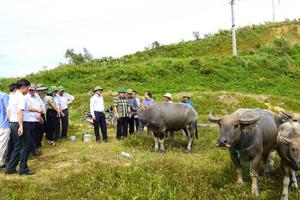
[
  {"xmin": 182, "ymin": 95, "xmax": 193, "ymax": 106},
  {"xmin": 0, "ymin": 83, "xmax": 10, "ymax": 168}
]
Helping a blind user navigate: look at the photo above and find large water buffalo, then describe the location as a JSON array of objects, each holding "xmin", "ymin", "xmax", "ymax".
[
  {"xmin": 209, "ymin": 108, "xmax": 278, "ymax": 196},
  {"xmin": 276, "ymin": 122, "xmax": 300, "ymax": 200},
  {"xmin": 138, "ymin": 102, "xmax": 198, "ymax": 153}
]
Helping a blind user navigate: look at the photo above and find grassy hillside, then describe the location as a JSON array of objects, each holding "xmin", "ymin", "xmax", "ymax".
[{"xmin": 1, "ymin": 21, "xmax": 300, "ymax": 200}]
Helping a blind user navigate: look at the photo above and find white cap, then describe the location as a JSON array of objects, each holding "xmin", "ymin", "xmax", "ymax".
[{"xmin": 163, "ymin": 93, "xmax": 172, "ymax": 99}]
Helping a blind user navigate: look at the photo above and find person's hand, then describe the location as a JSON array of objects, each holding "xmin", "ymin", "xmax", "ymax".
[
  {"xmin": 92, "ymin": 116, "xmax": 96, "ymax": 121},
  {"xmin": 39, "ymin": 108, "xmax": 44, "ymax": 113},
  {"xmin": 18, "ymin": 126, "xmax": 23, "ymax": 136},
  {"xmin": 115, "ymin": 113, "xmax": 120, "ymax": 119},
  {"xmin": 61, "ymin": 112, "xmax": 65, "ymax": 117}
]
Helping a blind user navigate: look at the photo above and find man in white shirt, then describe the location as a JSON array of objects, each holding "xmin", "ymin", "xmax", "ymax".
[
  {"xmin": 5, "ymin": 79, "xmax": 34, "ymax": 176},
  {"xmin": 58, "ymin": 86, "xmax": 75, "ymax": 139},
  {"xmin": 25, "ymin": 84, "xmax": 43, "ymax": 156},
  {"xmin": 52, "ymin": 86, "xmax": 62, "ymax": 141},
  {"xmin": 36, "ymin": 85, "xmax": 47, "ymax": 148},
  {"xmin": 90, "ymin": 86, "xmax": 108, "ymax": 142}
]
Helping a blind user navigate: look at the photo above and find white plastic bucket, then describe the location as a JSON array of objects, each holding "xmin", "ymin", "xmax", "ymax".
[
  {"xmin": 69, "ymin": 135, "xmax": 76, "ymax": 142},
  {"xmin": 83, "ymin": 134, "xmax": 92, "ymax": 142}
]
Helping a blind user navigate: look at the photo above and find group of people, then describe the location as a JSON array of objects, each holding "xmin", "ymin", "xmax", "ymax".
[
  {"xmin": 0, "ymin": 79, "xmax": 74, "ymax": 175},
  {"xmin": 90, "ymin": 86, "xmax": 193, "ymax": 141}
]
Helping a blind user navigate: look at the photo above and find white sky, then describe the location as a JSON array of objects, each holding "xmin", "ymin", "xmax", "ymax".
[{"xmin": 0, "ymin": 0, "xmax": 299, "ymax": 78}]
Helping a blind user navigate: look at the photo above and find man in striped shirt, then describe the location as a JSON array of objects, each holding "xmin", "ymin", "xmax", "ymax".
[{"xmin": 114, "ymin": 87, "xmax": 131, "ymax": 140}]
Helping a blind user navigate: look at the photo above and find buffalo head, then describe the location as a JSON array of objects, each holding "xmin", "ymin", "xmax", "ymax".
[
  {"xmin": 209, "ymin": 112, "xmax": 260, "ymax": 148},
  {"xmin": 280, "ymin": 136, "xmax": 300, "ymax": 170}
]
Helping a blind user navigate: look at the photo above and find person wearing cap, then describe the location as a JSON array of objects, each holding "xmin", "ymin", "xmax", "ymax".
[
  {"xmin": 132, "ymin": 91, "xmax": 141, "ymax": 132},
  {"xmin": 57, "ymin": 86, "xmax": 75, "ymax": 139},
  {"xmin": 114, "ymin": 87, "xmax": 131, "ymax": 140},
  {"xmin": 0, "ymin": 83, "xmax": 10, "ymax": 169},
  {"xmin": 24, "ymin": 84, "xmax": 43, "ymax": 156},
  {"xmin": 45, "ymin": 86, "xmax": 60, "ymax": 146},
  {"xmin": 127, "ymin": 89, "xmax": 138, "ymax": 135},
  {"xmin": 51, "ymin": 86, "xmax": 64, "ymax": 141},
  {"xmin": 138, "ymin": 91, "xmax": 154, "ymax": 135},
  {"xmin": 36, "ymin": 85, "xmax": 47, "ymax": 148},
  {"xmin": 163, "ymin": 93, "xmax": 174, "ymax": 139},
  {"xmin": 182, "ymin": 95, "xmax": 193, "ymax": 106},
  {"xmin": 6, "ymin": 79, "xmax": 35, "ymax": 175},
  {"xmin": 90, "ymin": 86, "xmax": 108, "ymax": 143}
]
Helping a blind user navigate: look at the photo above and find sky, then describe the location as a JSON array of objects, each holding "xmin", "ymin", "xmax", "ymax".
[{"xmin": 0, "ymin": 0, "xmax": 299, "ymax": 78}]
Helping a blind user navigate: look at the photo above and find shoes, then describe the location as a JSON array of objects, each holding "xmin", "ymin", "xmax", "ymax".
[
  {"xmin": 0, "ymin": 163, "xmax": 7, "ymax": 168},
  {"xmin": 104, "ymin": 140, "xmax": 108, "ymax": 143},
  {"xmin": 32, "ymin": 151, "xmax": 42, "ymax": 156},
  {"xmin": 19, "ymin": 170, "xmax": 35, "ymax": 176}
]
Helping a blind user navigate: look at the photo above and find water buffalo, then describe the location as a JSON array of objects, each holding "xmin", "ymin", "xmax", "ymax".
[
  {"xmin": 279, "ymin": 111, "xmax": 300, "ymax": 123},
  {"xmin": 138, "ymin": 102, "xmax": 198, "ymax": 153},
  {"xmin": 276, "ymin": 122, "xmax": 300, "ymax": 200},
  {"xmin": 209, "ymin": 108, "xmax": 278, "ymax": 196}
]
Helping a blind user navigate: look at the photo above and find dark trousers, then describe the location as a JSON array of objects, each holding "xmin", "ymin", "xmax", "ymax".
[
  {"xmin": 60, "ymin": 109, "xmax": 69, "ymax": 138},
  {"xmin": 6, "ymin": 122, "xmax": 30, "ymax": 174},
  {"xmin": 28, "ymin": 122, "xmax": 39, "ymax": 154},
  {"xmin": 116, "ymin": 117, "xmax": 128, "ymax": 139},
  {"xmin": 165, "ymin": 131, "xmax": 174, "ymax": 139},
  {"xmin": 93, "ymin": 111, "xmax": 108, "ymax": 141},
  {"xmin": 54, "ymin": 114, "xmax": 60, "ymax": 141},
  {"xmin": 138, "ymin": 121, "xmax": 151, "ymax": 135},
  {"xmin": 134, "ymin": 118, "xmax": 139, "ymax": 132},
  {"xmin": 5, "ymin": 131, "xmax": 14, "ymax": 164},
  {"xmin": 37, "ymin": 113, "xmax": 46, "ymax": 148},
  {"xmin": 128, "ymin": 116, "xmax": 135, "ymax": 134},
  {"xmin": 46, "ymin": 109, "xmax": 58, "ymax": 141}
]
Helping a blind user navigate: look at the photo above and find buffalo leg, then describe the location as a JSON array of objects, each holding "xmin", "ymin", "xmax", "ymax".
[
  {"xmin": 268, "ymin": 150, "xmax": 276, "ymax": 173},
  {"xmin": 281, "ymin": 162, "xmax": 290, "ymax": 200},
  {"xmin": 153, "ymin": 132, "xmax": 159, "ymax": 152},
  {"xmin": 250, "ymin": 155, "xmax": 262, "ymax": 197},
  {"xmin": 186, "ymin": 125, "xmax": 195, "ymax": 152},
  {"xmin": 290, "ymin": 170, "xmax": 298, "ymax": 190},
  {"xmin": 158, "ymin": 134, "xmax": 165, "ymax": 153},
  {"xmin": 263, "ymin": 155, "xmax": 271, "ymax": 177},
  {"xmin": 229, "ymin": 150, "xmax": 243, "ymax": 184}
]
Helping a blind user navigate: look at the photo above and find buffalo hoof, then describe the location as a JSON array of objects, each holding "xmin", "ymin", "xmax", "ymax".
[
  {"xmin": 152, "ymin": 148, "xmax": 159, "ymax": 153},
  {"xmin": 291, "ymin": 182, "xmax": 298, "ymax": 190},
  {"xmin": 252, "ymin": 189, "xmax": 259, "ymax": 197},
  {"xmin": 159, "ymin": 149, "xmax": 166, "ymax": 154},
  {"xmin": 185, "ymin": 149, "xmax": 192, "ymax": 154},
  {"xmin": 281, "ymin": 194, "xmax": 288, "ymax": 200}
]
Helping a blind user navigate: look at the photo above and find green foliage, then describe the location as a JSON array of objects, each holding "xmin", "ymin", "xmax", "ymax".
[{"xmin": 64, "ymin": 48, "xmax": 93, "ymax": 64}]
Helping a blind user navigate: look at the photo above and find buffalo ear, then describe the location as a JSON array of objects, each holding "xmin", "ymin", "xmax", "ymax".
[{"xmin": 280, "ymin": 136, "xmax": 292, "ymax": 145}]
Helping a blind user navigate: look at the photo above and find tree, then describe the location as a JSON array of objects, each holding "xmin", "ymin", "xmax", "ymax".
[
  {"xmin": 64, "ymin": 48, "xmax": 93, "ymax": 64},
  {"xmin": 193, "ymin": 31, "xmax": 200, "ymax": 40}
]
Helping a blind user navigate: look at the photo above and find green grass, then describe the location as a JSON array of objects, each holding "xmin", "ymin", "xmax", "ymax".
[{"xmin": 1, "ymin": 21, "xmax": 300, "ymax": 199}]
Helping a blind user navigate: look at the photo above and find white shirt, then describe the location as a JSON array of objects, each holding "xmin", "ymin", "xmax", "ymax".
[
  {"xmin": 134, "ymin": 97, "xmax": 141, "ymax": 118},
  {"xmin": 24, "ymin": 94, "xmax": 41, "ymax": 122},
  {"xmin": 90, "ymin": 94, "xmax": 105, "ymax": 117},
  {"xmin": 54, "ymin": 95, "xmax": 62, "ymax": 110},
  {"xmin": 135, "ymin": 97, "xmax": 141, "ymax": 107},
  {"xmin": 8, "ymin": 90, "xmax": 26, "ymax": 122},
  {"xmin": 59, "ymin": 93, "xmax": 75, "ymax": 110},
  {"xmin": 35, "ymin": 93, "xmax": 46, "ymax": 113}
]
